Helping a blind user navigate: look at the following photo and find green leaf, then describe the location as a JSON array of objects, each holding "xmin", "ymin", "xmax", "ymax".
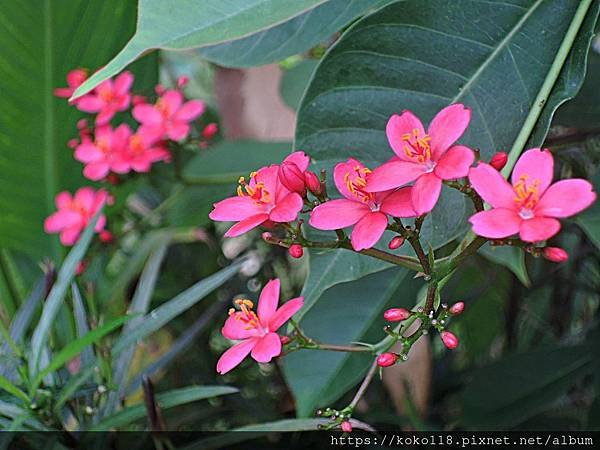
[
  {"xmin": 461, "ymin": 345, "xmax": 593, "ymax": 429},
  {"xmin": 73, "ymin": 0, "xmax": 331, "ymax": 98},
  {"xmin": 281, "ymin": 60, "xmax": 319, "ymax": 110},
  {"xmin": 89, "ymin": 385, "xmax": 238, "ymax": 430},
  {"xmin": 198, "ymin": 0, "xmax": 386, "ymax": 68},
  {"xmin": 33, "ymin": 315, "xmax": 131, "ymax": 389},
  {"xmin": 71, "ymin": 283, "xmax": 94, "ymax": 367},
  {"xmin": 578, "ymin": 200, "xmax": 600, "ymax": 250},
  {"xmin": 183, "ymin": 140, "xmax": 292, "ymax": 185},
  {"xmin": 480, "ymin": 243, "xmax": 530, "ymax": 287},
  {"xmin": 0, "ymin": 374, "xmax": 29, "ymax": 403},
  {"xmin": 283, "ymin": 267, "xmax": 415, "ymax": 417},
  {"xmin": 0, "ymin": 0, "xmax": 157, "ymax": 258}
]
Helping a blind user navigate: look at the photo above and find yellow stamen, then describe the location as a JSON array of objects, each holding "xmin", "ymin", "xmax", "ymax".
[
  {"xmin": 513, "ymin": 174, "xmax": 540, "ymax": 210},
  {"xmin": 344, "ymin": 165, "xmax": 374, "ymax": 203},
  {"xmin": 402, "ymin": 128, "xmax": 432, "ymax": 163}
]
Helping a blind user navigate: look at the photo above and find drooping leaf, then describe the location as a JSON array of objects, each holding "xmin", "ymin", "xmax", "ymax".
[
  {"xmin": 0, "ymin": 0, "xmax": 157, "ymax": 258},
  {"xmin": 480, "ymin": 243, "xmax": 531, "ymax": 287},
  {"xmin": 73, "ymin": 0, "xmax": 332, "ymax": 97}
]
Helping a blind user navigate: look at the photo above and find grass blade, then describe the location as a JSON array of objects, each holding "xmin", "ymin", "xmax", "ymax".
[
  {"xmin": 0, "ymin": 374, "xmax": 29, "ymax": 403},
  {"xmin": 71, "ymin": 283, "xmax": 94, "ymax": 367}
]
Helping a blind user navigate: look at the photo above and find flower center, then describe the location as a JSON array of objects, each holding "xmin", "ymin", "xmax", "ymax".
[
  {"xmin": 229, "ymin": 299, "xmax": 262, "ymax": 332},
  {"xmin": 99, "ymin": 88, "xmax": 114, "ymax": 103},
  {"xmin": 344, "ymin": 165, "xmax": 374, "ymax": 203},
  {"xmin": 130, "ymin": 135, "xmax": 145, "ymax": 155},
  {"xmin": 156, "ymin": 99, "xmax": 171, "ymax": 118},
  {"xmin": 96, "ymin": 138, "xmax": 111, "ymax": 156},
  {"xmin": 514, "ymin": 174, "xmax": 540, "ymax": 219},
  {"xmin": 402, "ymin": 128, "xmax": 432, "ymax": 163},
  {"xmin": 237, "ymin": 172, "xmax": 272, "ymax": 205}
]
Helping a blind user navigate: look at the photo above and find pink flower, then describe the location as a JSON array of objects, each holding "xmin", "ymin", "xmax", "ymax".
[
  {"xmin": 309, "ymin": 159, "xmax": 416, "ymax": 251},
  {"xmin": 44, "ymin": 188, "xmax": 108, "ymax": 246},
  {"xmin": 133, "ymin": 89, "xmax": 205, "ymax": 141},
  {"xmin": 119, "ymin": 130, "xmax": 170, "ymax": 173},
  {"xmin": 77, "ymin": 72, "xmax": 134, "ymax": 125},
  {"xmin": 54, "ymin": 69, "xmax": 88, "ymax": 101},
  {"xmin": 278, "ymin": 151, "xmax": 310, "ymax": 195},
  {"xmin": 74, "ymin": 125, "xmax": 130, "ymax": 180},
  {"xmin": 209, "ymin": 164, "xmax": 304, "ymax": 237},
  {"xmin": 216, "ymin": 279, "xmax": 303, "ymax": 374},
  {"xmin": 366, "ymin": 104, "xmax": 475, "ymax": 215},
  {"xmin": 468, "ymin": 148, "xmax": 596, "ymax": 242}
]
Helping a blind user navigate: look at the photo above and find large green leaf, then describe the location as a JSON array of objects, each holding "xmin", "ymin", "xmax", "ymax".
[
  {"xmin": 73, "ymin": 0, "xmax": 331, "ymax": 97},
  {"xmin": 198, "ymin": 0, "xmax": 389, "ymax": 68},
  {"xmin": 0, "ymin": 0, "xmax": 157, "ymax": 259}
]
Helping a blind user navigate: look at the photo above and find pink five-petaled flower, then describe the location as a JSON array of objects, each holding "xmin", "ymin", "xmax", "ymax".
[
  {"xmin": 365, "ymin": 104, "xmax": 475, "ymax": 215},
  {"xmin": 77, "ymin": 72, "xmax": 134, "ymax": 125},
  {"xmin": 74, "ymin": 125, "xmax": 130, "ymax": 180},
  {"xmin": 216, "ymin": 279, "xmax": 303, "ymax": 374},
  {"xmin": 468, "ymin": 148, "xmax": 596, "ymax": 242},
  {"xmin": 133, "ymin": 89, "xmax": 205, "ymax": 141},
  {"xmin": 120, "ymin": 129, "xmax": 170, "ymax": 173},
  {"xmin": 54, "ymin": 68, "xmax": 88, "ymax": 103},
  {"xmin": 309, "ymin": 158, "xmax": 416, "ymax": 251},
  {"xmin": 209, "ymin": 164, "xmax": 303, "ymax": 237},
  {"xmin": 44, "ymin": 187, "xmax": 108, "ymax": 246}
]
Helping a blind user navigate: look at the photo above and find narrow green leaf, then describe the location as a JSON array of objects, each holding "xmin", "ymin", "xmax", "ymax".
[
  {"xmin": 90, "ymin": 385, "xmax": 238, "ymax": 431},
  {"xmin": 0, "ymin": 374, "xmax": 29, "ymax": 403},
  {"xmin": 71, "ymin": 283, "xmax": 94, "ymax": 367}
]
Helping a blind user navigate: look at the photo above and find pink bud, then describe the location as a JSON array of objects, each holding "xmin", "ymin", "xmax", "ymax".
[
  {"xmin": 202, "ymin": 122, "xmax": 219, "ymax": 139},
  {"xmin": 449, "ymin": 302, "xmax": 465, "ymax": 316},
  {"xmin": 304, "ymin": 171, "xmax": 322, "ymax": 195},
  {"xmin": 155, "ymin": 84, "xmax": 165, "ymax": 96},
  {"xmin": 280, "ymin": 335, "xmax": 291, "ymax": 345},
  {"xmin": 106, "ymin": 174, "xmax": 120, "ymax": 186},
  {"xmin": 76, "ymin": 119, "xmax": 88, "ymax": 130},
  {"xmin": 75, "ymin": 261, "xmax": 87, "ymax": 276},
  {"xmin": 376, "ymin": 352, "xmax": 398, "ymax": 367},
  {"xmin": 383, "ymin": 308, "xmax": 410, "ymax": 322},
  {"xmin": 177, "ymin": 75, "xmax": 189, "ymax": 88},
  {"xmin": 440, "ymin": 331, "xmax": 458, "ymax": 350},
  {"xmin": 132, "ymin": 95, "xmax": 147, "ymax": 106},
  {"xmin": 67, "ymin": 139, "xmax": 79, "ymax": 149},
  {"xmin": 489, "ymin": 152, "xmax": 508, "ymax": 171},
  {"xmin": 99, "ymin": 230, "xmax": 114, "ymax": 244},
  {"xmin": 543, "ymin": 247, "xmax": 568, "ymax": 263},
  {"xmin": 388, "ymin": 236, "xmax": 405, "ymax": 250},
  {"xmin": 261, "ymin": 232, "xmax": 273, "ymax": 242},
  {"xmin": 289, "ymin": 244, "xmax": 304, "ymax": 259},
  {"xmin": 341, "ymin": 421, "xmax": 352, "ymax": 433},
  {"xmin": 279, "ymin": 162, "xmax": 306, "ymax": 195}
]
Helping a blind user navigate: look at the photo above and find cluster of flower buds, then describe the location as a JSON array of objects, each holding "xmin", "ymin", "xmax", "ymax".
[
  {"xmin": 278, "ymin": 155, "xmax": 322, "ymax": 197},
  {"xmin": 316, "ymin": 406, "xmax": 354, "ymax": 432}
]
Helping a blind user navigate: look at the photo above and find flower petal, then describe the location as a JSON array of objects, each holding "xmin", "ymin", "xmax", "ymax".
[
  {"xmin": 60, "ymin": 226, "xmax": 83, "ymax": 246},
  {"xmin": 519, "ymin": 217, "xmax": 561, "ymax": 242},
  {"xmin": 350, "ymin": 211, "xmax": 388, "ymax": 251},
  {"xmin": 535, "ymin": 179, "xmax": 596, "ymax": 218},
  {"xmin": 83, "ymin": 163, "xmax": 110, "ymax": 181},
  {"xmin": 283, "ymin": 151, "xmax": 310, "ymax": 171},
  {"xmin": 173, "ymin": 100, "xmax": 205, "ymax": 121},
  {"xmin": 511, "ymin": 148, "xmax": 554, "ymax": 194},
  {"xmin": 76, "ymin": 96, "xmax": 103, "ymax": 112},
  {"xmin": 468, "ymin": 163, "xmax": 515, "ymax": 209},
  {"xmin": 251, "ymin": 332, "xmax": 282, "ymax": 363},
  {"xmin": 255, "ymin": 165, "xmax": 280, "ymax": 198},
  {"xmin": 161, "ymin": 90, "xmax": 183, "ymax": 115},
  {"xmin": 216, "ymin": 338, "xmax": 257, "ymax": 374},
  {"xmin": 386, "ymin": 111, "xmax": 425, "ymax": 160},
  {"xmin": 222, "ymin": 313, "xmax": 260, "ymax": 340},
  {"xmin": 269, "ymin": 193, "xmax": 303, "ymax": 222},
  {"xmin": 428, "ymin": 104, "xmax": 471, "ymax": 159},
  {"xmin": 224, "ymin": 213, "xmax": 269, "ymax": 237},
  {"xmin": 55, "ymin": 192, "xmax": 72, "ymax": 209},
  {"xmin": 469, "ymin": 208, "xmax": 521, "ymax": 239},
  {"xmin": 44, "ymin": 211, "xmax": 81, "ymax": 233},
  {"xmin": 309, "ymin": 199, "xmax": 369, "ymax": 230},
  {"xmin": 257, "ymin": 279, "xmax": 280, "ymax": 325},
  {"xmin": 411, "ymin": 173, "xmax": 442, "ymax": 215},
  {"xmin": 380, "ymin": 187, "xmax": 416, "ymax": 218},
  {"xmin": 434, "ymin": 145, "xmax": 474, "ymax": 180},
  {"xmin": 333, "ymin": 158, "xmax": 370, "ymax": 200},
  {"xmin": 133, "ymin": 104, "xmax": 163, "ymax": 125},
  {"xmin": 209, "ymin": 196, "xmax": 260, "ymax": 221},
  {"xmin": 74, "ymin": 143, "xmax": 103, "ymax": 163},
  {"xmin": 74, "ymin": 187, "xmax": 96, "ymax": 209},
  {"xmin": 364, "ymin": 159, "xmax": 424, "ymax": 192},
  {"xmin": 269, "ymin": 297, "xmax": 304, "ymax": 331},
  {"xmin": 167, "ymin": 122, "xmax": 190, "ymax": 141}
]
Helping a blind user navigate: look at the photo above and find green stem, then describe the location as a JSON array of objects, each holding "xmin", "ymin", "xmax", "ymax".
[{"xmin": 0, "ymin": 318, "xmax": 21, "ymax": 358}]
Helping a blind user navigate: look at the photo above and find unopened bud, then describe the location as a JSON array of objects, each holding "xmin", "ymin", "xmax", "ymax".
[
  {"xmin": 75, "ymin": 261, "xmax": 87, "ymax": 276},
  {"xmin": 341, "ymin": 421, "xmax": 352, "ymax": 433},
  {"xmin": 388, "ymin": 236, "xmax": 405, "ymax": 249},
  {"xmin": 449, "ymin": 301, "xmax": 465, "ymax": 316},
  {"xmin": 543, "ymin": 247, "xmax": 568, "ymax": 263},
  {"xmin": 279, "ymin": 162, "xmax": 306, "ymax": 195},
  {"xmin": 280, "ymin": 335, "xmax": 291, "ymax": 345},
  {"xmin": 155, "ymin": 84, "xmax": 165, "ymax": 96},
  {"xmin": 177, "ymin": 75, "xmax": 189, "ymax": 88},
  {"xmin": 289, "ymin": 244, "xmax": 303, "ymax": 259},
  {"xmin": 376, "ymin": 352, "xmax": 398, "ymax": 367},
  {"xmin": 67, "ymin": 139, "xmax": 79, "ymax": 149},
  {"xmin": 489, "ymin": 152, "xmax": 508, "ymax": 171},
  {"xmin": 99, "ymin": 230, "xmax": 114, "ymax": 244},
  {"xmin": 77, "ymin": 119, "xmax": 88, "ymax": 130},
  {"xmin": 383, "ymin": 308, "xmax": 410, "ymax": 322},
  {"xmin": 304, "ymin": 171, "xmax": 322, "ymax": 195},
  {"xmin": 132, "ymin": 95, "xmax": 147, "ymax": 106},
  {"xmin": 202, "ymin": 122, "xmax": 219, "ymax": 139},
  {"xmin": 106, "ymin": 173, "xmax": 120, "ymax": 185},
  {"xmin": 261, "ymin": 232, "xmax": 273, "ymax": 242},
  {"xmin": 440, "ymin": 331, "xmax": 458, "ymax": 350}
]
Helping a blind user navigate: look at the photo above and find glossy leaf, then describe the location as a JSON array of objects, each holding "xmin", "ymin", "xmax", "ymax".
[
  {"xmin": 480, "ymin": 243, "xmax": 531, "ymax": 287},
  {"xmin": 281, "ymin": 60, "xmax": 319, "ymax": 110}
]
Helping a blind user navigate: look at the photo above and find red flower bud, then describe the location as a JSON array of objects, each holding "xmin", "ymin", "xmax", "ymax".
[
  {"xmin": 289, "ymin": 244, "xmax": 303, "ymax": 259},
  {"xmin": 76, "ymin": 119, "xmax": 88, "ymax": 130},
  {"xmin": 280, "ymin": 335, "xmax": 291, "ymax": 345},
  {"xmin": 155, "ymin": 84, "xmax": 165, "ymax": 95},
  {"xmin": 106, "ymin": 173, "xmax": 120, "ymax": 186},
  {"xmin": 543, "ymin": 247, "xmax": 568, "ymax": 263},
  {"xmin": 304, "ymin": 171, "xmax": 322, "ymax": 195},
  {"xmin": 449, "ymin": 301, "xmax": 465, "ymax": 315},
  {"xmin": 440, "ymin": 331, "xmax": 458, "ymax": 350},
  {"xmin": 67, "ymin": 139, "xmax": 79, "ymax": 149},
  {"xmin": 202, "ymin": 122, "xmax": 218, "ymax": 139},
  {"xmin": 177, "ymin": 75, "xmax": 189, "ymax": 88},
  {"xmin": 132, "ymin": 95, "xmax": 147, "ymax": 106},
  {"xmin": 75, "ymin": 261, "xmax": 87, "ymax": 276},
  {"xmin": 341, "ymin": 421, "xmax": 352, "ymax": 433},
  {"xmin": 388, "ymin": 236, "xmax": 405, "ymax": 249},
  {"xmin": 383, "ymin": 308, "xmax": 410, "ymax": 322},
  {"xmin": 376, "ymin": 352, "xmax": 398, "ymax": 367},
  {"xmin": 99, "ymin": 230, "xmax": 114, "ymax": 244},
  {"xmin": 489, "ymin": 152, "xmax": 508, "ymax": 171},
  {"xmin": 279, "ymin": 162, "xmax": 306, "ymax": 195}
]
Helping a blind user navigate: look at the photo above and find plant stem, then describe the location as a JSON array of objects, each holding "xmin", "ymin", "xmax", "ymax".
[
  {"xmin": 314, "ymin": 343, "xmax": 372, "ymax": 353},
  {"xmin": 349, "ymin": 359, "xmax": 378, "ymax": 409}
]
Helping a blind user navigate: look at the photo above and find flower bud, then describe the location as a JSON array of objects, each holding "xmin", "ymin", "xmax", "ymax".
[
  {"xmin": 67, "ymin": 139, "xmax": 79, "ymax": 149},
  {"xmin": 132, "ymin": 95, "xmax": 147, "ymax": 106},
  {"xmin": 388, "ymin": 236, "xmax": 405, "ymax": 250},
  {"xmin": 440, "ymin": 331, "xmax": 458, "ymax": 350},
  {"xmin": 383, "ymin": 308, "xmax": 410, "ymax": 322},
  {"xmin": 106, "ymin": 173, "xmax": 120, "ymax": 185},
  {"xmin": 202, "ymin": 122, "xmax": 219, "ymax": 139},
  {"xmin": 261, "ymin": 232, "xmax": 273, "ymax": 242},
  {"xmin": 543, "ymin": 247, "xmax": 568, "ymax": 263},
  {"xmin": 489, "ymin": 152, "xmax": 508, "ymax": 171},
  {"xmin": 280, "ymin": 335, "xmax": 291, "ymax": 345},
  {"xmin": 177, "ymin": 75, "xmax": 189, "ymax": 88},
  {"xmin": 77, "ymin": 119, "xmax": 88, "ymax": 130},
  {"xmin": 154, "ymin": 84, "xmax": 165, "ymax": 95},
  {"xmin": 75, "ymin": 261, "xmax": 87, "ymax": 276},
  {"xmin": 449, "ymin": 301, "xmax": 465, "ymax": 316},
  {"xmin": 341, "ymin": 421, "xmax": 352, "ymax": 433},
  {"xmin": 99, "ymin": 230, "xmax": 114, "ymax": 244},
  {"xmin": 304, "ymin": 171, "xmax": 322, "ymax": 195},
  {"xmin": 376, "ymin": 352, "xmax": 398, "ymax": 367},
  {"xmin": 289, "ymin": 244, "xmax": 303, "ymax": 259},
  {"xmin": 279, "ymin": 162, "xmax": 306, "ymax": 195}
]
